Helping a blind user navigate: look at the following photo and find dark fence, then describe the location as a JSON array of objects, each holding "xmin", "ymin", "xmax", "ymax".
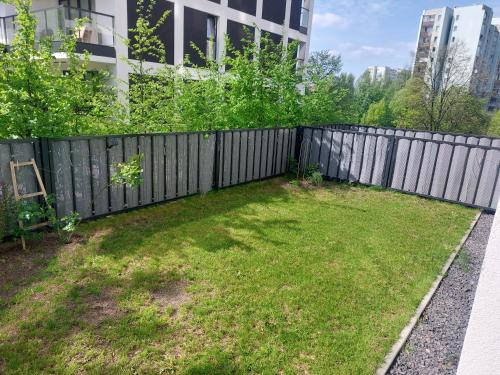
[
  {"xmin": 300, "ymin": 126, "xmax": 500, "ymax": 211},
  {"xmin": 0, "ymin": 128, "xmax": 296, "ymax": 220},
  {"xmin": 1, "ymin": 124, "xmax": 498, "ymax": 221}
]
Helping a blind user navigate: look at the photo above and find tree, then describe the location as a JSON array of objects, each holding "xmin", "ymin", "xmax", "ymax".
[
  {"xmin": 125, "ymin": 0, "xmax": 173, "ymax": 133},
  {"xmin": 390, "ymin": 78, "xmax": 428, "ymax": 129},
  {"xmin": 301, "ymin": 51, "xmax": 355, "ymax": 124},
  {"xmin": 0, "ymin": 0, "xmax": 118, "ymax": 138},
  {"xmin": 412, "ymin": 41, "xmax": 475, "ymax": 132},
  {"xmin": 305, "ymin": 50, "xmax": 342, "ymax": 81},
  {"xmin": 363, "ymin": 98, "xmax": 393, "ymax": 127}
]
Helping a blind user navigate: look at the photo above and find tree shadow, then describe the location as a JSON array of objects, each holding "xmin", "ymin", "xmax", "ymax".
[{"xmin": 94, "ymin": 179, "xmax": 299, "ymax": 259}]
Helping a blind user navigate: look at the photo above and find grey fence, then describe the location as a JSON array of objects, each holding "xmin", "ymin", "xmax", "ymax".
[
  {"xmin": 300, "ymin": 126, "xmax": 500, "ymax": 211},
  {"xmin": 324, "ymin": 124, "xmax": 500, "ymax": 148},
  {"xmin": 1, "ymin": 124, "xmax": 498, "ymax": 222},
  {"xmin": 0, "ymin": 127, "xmax": 296, "ymax": 220}
]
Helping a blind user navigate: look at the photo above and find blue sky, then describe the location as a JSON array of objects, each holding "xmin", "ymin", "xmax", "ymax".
[{"xmin": 310, "ymin": 0, "xmax": 500, "ymax": 77}]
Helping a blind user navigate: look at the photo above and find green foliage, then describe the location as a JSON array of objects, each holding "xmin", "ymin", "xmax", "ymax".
[
  {"xmin": 111, "ymin": 153, "xmax": 145, "ymax": 188},
  {"xmin": 0, "ymin": 0, "xmax": 493, "ymax": 138},
  {"xmin": 489, "ymin": 110, "xmax": 500, "ymax": 136},
  {"xmin": 302, "ymin": 51, "xmax": 356, "ymax": 124},
  {"xmin": 363, "ymin": 98, "xmax": 394, "ymax": 127},
  {"xmin": 353, "ymin": 69, "xmax": 410, "ymax": 124},
  {"xmin": 308, "ymin": 171, "xmax": 323, "ymax": 186},
  {"xmin": 0, "ymin": 0, "xmax": 120, "ymax": 138},
  {"xmin": 55, "ymin": 211, "xmax": 80, "ymax": 244},
  {"xmin": 390, "ymin": 77, "xmax": 489, "ymax": 134}
]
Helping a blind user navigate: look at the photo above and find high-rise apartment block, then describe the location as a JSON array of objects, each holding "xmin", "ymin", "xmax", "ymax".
[
  {"xmin": 367, "ymin": 66, "xmax": 405, "ymax": 83},
  {"xmin": 0, "ymin": 0, "xmax": 314, "ymax": 91},
  {"xmin": 413, "ymin": 4, "xmax": 500, "ymax": 111}
]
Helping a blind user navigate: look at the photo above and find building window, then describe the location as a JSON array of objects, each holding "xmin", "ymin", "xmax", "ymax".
[
  {"xmin": 206, "ymin": 15, "xmax": 217, "ymax": 61},
  {"xmin": 438, "ymin": 15, "xmax": 442, "ymax": 21},
  {"xmin": 59, "ymin": 0, "xmax": 95, "ymax": 11},
  {"xmin": 456, "ymin": 15, "xmax": 460, "ymax": 21}
]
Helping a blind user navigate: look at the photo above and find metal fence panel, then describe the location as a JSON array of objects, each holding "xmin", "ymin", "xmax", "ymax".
[{"xmin": 301, "ymin": 126, "xmax": 500, "ymax": 211}]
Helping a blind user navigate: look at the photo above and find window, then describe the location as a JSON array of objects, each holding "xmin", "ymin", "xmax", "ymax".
[
  {"xmin": 206, "ymin": 15, "xmax": 217, "ymax": 61},
  {"xmin": 456, "ymin": 15, "xmax": 460, "ymax": 21},
  {"xmin": 435, "ymin": 26, "xmax": 440, "ymax": 32},
  {"xmin": 262, "ymin": 0, "xmax": 286, "ymax": 24},
  {"xmin": 434, "ymin": 36, "xmax": 438, "ymax": 42},
  {"xmin": 59, "ymin": 0, "xmax": 95, "ymax": 10},
  {"xmin": 438, "ymin": 15, "xmax": 442, "ymax": 21},
  {"xmin": 454, "ymin": 26, "xmax": 458, "ymax": 31}
]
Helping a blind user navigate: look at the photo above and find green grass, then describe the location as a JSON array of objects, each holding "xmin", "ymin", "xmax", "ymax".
[{"xmin": 0, "ymin": 179, "xmax": 476, "ymax": 374}]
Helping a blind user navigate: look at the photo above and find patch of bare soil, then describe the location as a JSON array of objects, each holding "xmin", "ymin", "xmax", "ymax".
[
  {"xmin": 81, "ymin": 288, "xmax": 123, "ymax": 325},
  {"xmin": 0, "ymin": 233, "xmax": 61, "ymax": 301},
  {"xmin": 151, "ymin": 280, "xmax": 191, "ymax": 315},
  {"xmin": 0, "ymin": 232, "xmax": 87, "ymax": 302}
]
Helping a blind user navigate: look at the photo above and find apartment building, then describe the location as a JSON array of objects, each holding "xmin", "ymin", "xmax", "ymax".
[
  {"xmin": 413, "ymin": 7, "xmax": 453, "ymax": 80},
  {"xmin": 366, "ymin": 66, "xmax": 403, "ymax": 83},
  {"xmin": 0, "ymin": 0, "xmax": 314, "ymax": 90},
  {"xmin": 413, "ymin": 4, "xmax": 500, "ymax": 110}
]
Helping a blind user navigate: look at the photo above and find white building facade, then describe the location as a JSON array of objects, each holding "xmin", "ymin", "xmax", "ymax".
[
  {"xmin": 367, "ymin": 66, "xmax": 403, "ymax": 83},
  {"xmin": 413, "ymin": 4, "xmax": 500, "ymax": 110},
  {"xmin": 0, "ymin": 0, "xmax": 314, "ymax": 90}
]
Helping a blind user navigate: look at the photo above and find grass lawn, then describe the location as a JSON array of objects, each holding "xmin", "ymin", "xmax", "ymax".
[{"xmin": 0, "ymin": 178, "xmax": 477, "ymax": 374}]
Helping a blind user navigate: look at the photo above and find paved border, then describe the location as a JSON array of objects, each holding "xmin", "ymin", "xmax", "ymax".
[
  {"xmin": 376, "ymin": 212, "xmax": 482, "ymax": 375},
  {"xmin": 457, "ymin": 201, "xmax": 500, "ymax": 374}
]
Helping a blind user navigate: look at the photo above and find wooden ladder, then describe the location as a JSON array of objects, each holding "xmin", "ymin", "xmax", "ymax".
[{"xmin": 10, "ymin": 159, "xmax": 50, "ymax": 250}]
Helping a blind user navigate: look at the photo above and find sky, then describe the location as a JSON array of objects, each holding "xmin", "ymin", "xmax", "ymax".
[{"xmin": 310, "ymin": 0, "xmax": 500, "ymax": 77}]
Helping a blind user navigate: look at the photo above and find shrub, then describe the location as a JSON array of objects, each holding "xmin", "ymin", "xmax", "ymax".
[{"xmin": 308, "ymin": 171, "xmax": 323, "ymax": 187}]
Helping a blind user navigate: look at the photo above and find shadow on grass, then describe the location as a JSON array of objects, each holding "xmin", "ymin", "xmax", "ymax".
[
  {"xmin": 0, "ymin": 178, "xmax": 373, "ymax": 373},
  {"xmin": 95, "ymin": 180, "xmax": 299, "ymax": 258}
]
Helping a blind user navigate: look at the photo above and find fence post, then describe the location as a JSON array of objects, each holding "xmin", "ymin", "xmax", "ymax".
[
  {"xmin": 294, "ymin": 126, "xmax": 304, "ymax": 163},
  {"xmin": 39, "ymin": 138, "xmax": 54, "ymax": 196},
  {"xmin": 383, "ymin": 135, "xmax": 397, "ymax": 188},
  {"xmin": 213, "ymin": 130, "xmax": 221, "ymax": 189}
]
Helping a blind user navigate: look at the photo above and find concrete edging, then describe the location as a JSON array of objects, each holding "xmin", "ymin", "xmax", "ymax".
[{"xmin": 375, "ymin": 212, "xmax": 482, "ymax": 375}]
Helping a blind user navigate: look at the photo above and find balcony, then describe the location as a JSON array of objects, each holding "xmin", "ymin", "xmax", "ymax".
[{"xmin": 0, "ymin": 6, "xmax": 115, "ymax": 58}]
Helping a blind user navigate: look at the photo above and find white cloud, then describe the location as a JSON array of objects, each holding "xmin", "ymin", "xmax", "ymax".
[
  {"xmin": 330, "ymin": 41, "xmax": 415, "ymax": 59},
  {"xmin": 313, "ymin": 12, "xmax": 351, "ymax": 29}
]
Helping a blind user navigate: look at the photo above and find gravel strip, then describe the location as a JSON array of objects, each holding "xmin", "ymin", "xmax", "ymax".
[{"xmin": 389, "ymin": 213, "xmax": 494, "ymax": 375}]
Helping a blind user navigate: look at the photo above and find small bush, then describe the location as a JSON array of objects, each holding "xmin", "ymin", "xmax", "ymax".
[{"xmin": 308, "ymin": 172, "xmax": 324, "ymax": 187}]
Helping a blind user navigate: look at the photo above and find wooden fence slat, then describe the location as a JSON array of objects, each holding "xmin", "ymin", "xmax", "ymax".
[
  {"xmin": 139, "ymin": 136, "xmax": 153, "ymax": 205},
  {"xmin": 51, "ymin": 141, "xmax": 74, "ymax": 217},
  {"xmin": 71, "ymin": 140, "xmax": 92, "ymax": 219},
  {"xmin": 107, "ymin": 137, "xmax": 125, "ymax": 212},
  {"xmin": 124, "ymin": 137, "xmax": 139, "ymax": 209},
  {"xmin": 89, "ymin": 138, "xmax": 109, "ymax": 216},
  {"xmin": 153, "ymin": 135, "xmax": 165, "ymax": 202},
  {"xmin": 188, "ymin": 134, "xmax": 199, "ymax": 194},
  {"xmin": 165, "ymin": 135, "xmax": 177, "ymax": 199}
]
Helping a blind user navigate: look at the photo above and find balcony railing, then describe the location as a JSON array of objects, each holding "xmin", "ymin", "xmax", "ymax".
[{"xmin": 0, "ymin": 6, "xmax": 114, "ymax": 48}]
